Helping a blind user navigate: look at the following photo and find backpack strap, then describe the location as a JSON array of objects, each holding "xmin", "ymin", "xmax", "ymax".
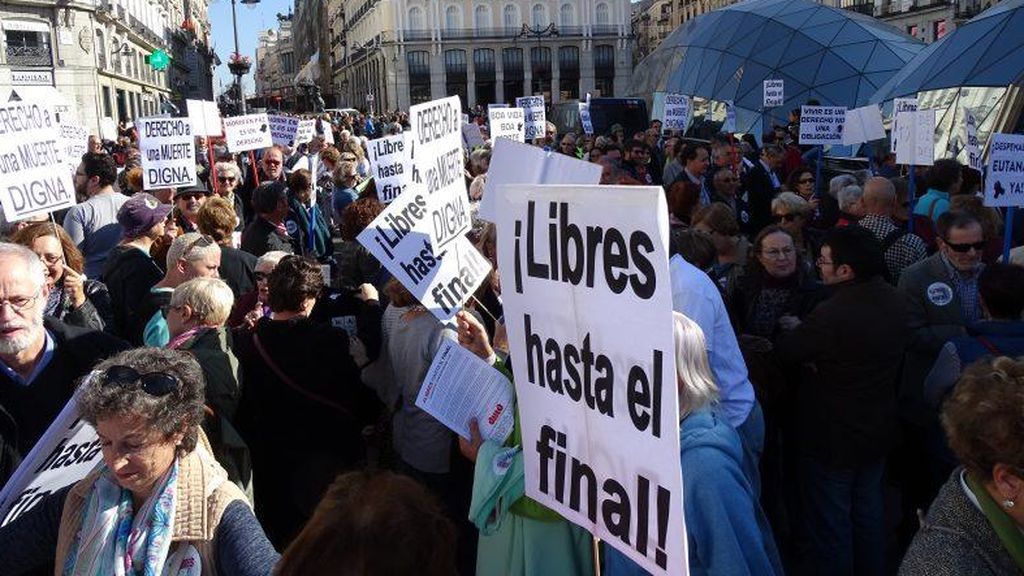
[
  {"xmin": 251, "ymin": 332, "xmax": 354, "ymax": 420},
  {"xmin": 974, "ymin": 334, "xmax": 1004, "ymax": 357}
]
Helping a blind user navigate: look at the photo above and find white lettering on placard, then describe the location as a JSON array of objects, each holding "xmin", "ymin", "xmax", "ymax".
[
  {"xmin": 799, "ymin": 105, "xmax": 847, "ymax": 146},
  {"xmin": 0, "ymin": 101, "xmax": 76, "ymax": 221},
  {"xmin": 495, "ymin": 185, "xmax": 685, "ymax": 576},
  {"xmin": 139, "ymin": 117, "xmax": 197, "ymax": 189}
]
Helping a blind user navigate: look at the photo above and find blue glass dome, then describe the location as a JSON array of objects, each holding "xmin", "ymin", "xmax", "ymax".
[
  {"xmin": 871, "ymin": 0, "xmax": 1024, "ymax": 102},
  {"xmin": 631, "ymin": 0, "xmax": 925, "ymax": 137}
]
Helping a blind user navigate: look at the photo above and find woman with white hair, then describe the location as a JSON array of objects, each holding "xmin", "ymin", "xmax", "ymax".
[
  {"xmin": 605, "ymin": 313, "xmax": 782, "ymax": 575},
  {"xmin": 836, "ymin": 184, "xmax": 865, "ymax": 227},
  {"xmin": 214, "ymin": 161, "xmax": 246, "ymax": 231},
  {"xmin": 772, "ymin": 191, "xmax": 821, "ymax": 272}
]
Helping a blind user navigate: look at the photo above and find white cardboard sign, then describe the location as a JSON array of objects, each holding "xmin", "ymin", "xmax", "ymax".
[
  {"xmin": 890, "ymin": 97, "xmax": 919, "ymax": 153},
  {"xmin": 321, "ymin": 119, "xmax": 335, "ymax": 145},
  {"xmin": 799, "ymin": 105, "xmax": 847, "ymax": 146},
  {"xmin": 139, "ymin": 117, "xmax": 197, "ymax": 189},
  {"xmin": 984, "ymin": 133, "xmax": 1024, "ymax": 208},
  {"xmin": 663, "ymin": 94, "xmax": 692, "ymax": 132},
  {"xmin": 722, "ymin": 100, "xmax": 737, "ymax": 133},
  {"xmin": 268, "ymin": 115, "xmax": 300, "ymax": 147},
  {"xmin": 964, "ymin": 107, "xmax": 982, "ymax": 172},
  {"xmin": 462, "ymin": 123, "xmax": 487, "ymax": 148},
  {"xmin": 60, "ymin": 123, "xmax": 89, "ymax": 169},
  {"xmin": 186, "ymin": 99, "xmax": 222, "ymax": 137},
  {"xmin": 0, "ymin": 100, "xmax": 76, "ymax": 221},
  {"xmin": 416, "ymin": 338, "xmax": 515, "ymax": 443},
  {"xmin": 495, "ymin": 184, "xmax": 685, "ymax": 576},
  {"xmin": 842, "ymin": 105, "xmax": 886, "ymax": 145},
  {"xmin": 478, "ymin": 138, "xmax": 602, "ymax": 222},
  {"xmin": 763, "ymin": 80, "xmax": 784, "ymax": 108},
  {"xmin": 223, "ymin": 113, "xmax": 273, "ymax": 153},
  {"xmin": 0, "ymin": 392, "xmax": 102, "ymax": 526},
  {"xmin": 894, "ymin": 109, "xmax": 935, "ymax": 166},
  {"xmin": 294, "ymin": 119, "xmax": 317, "ymax": 146},
  {"xmin": 516, "ymin": 96, "xmax": 546, "ymax": 140},
  {"xmin": 408, "ymin": 96, "xmax": 472, "ymax": 251},
  {"xmin": 579, "ymin": 103, "xmax": 594, "ymax": 136},
  {"xmin": 489, "ymin": 107, "xmax": 526, "ymax": 142},
  {"xmin": 368, "ymin": 133, "xmax": 411, "ymax": 204}
]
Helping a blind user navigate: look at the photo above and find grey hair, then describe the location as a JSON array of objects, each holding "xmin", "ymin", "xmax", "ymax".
[
  {"xmin": 771, "ymin": 191, "xmax": 812, "ymax": 216},
  {"xmin": 829, "ymin": 174, "xmax": 858, "ymax": 199},
  {"xmin": 170, "ymin": 277, "xmax": 234, "ymax": 326},
  {"xmin": 167, "ymin": 232, "xmax": 220, "ymax": 269},
  {"xmin": 0, "ymin": 242, "xmax": 47, "ymax": 291},
  {"xmin": 838, "ymin": 185, "xmax": 864, "ymax": 211},
  {"xmin": 214, "ymin": 161, "xmax": 241, "ymax": 180},
  {"xmin": 672, "ymin": 312, "xmax": 719, "ymax": 419},
  {"xmin": 256, "ymin": 250, "xmax": 290, "ymax": 270},
  {"xmin": 78, "ymin": 348, "xmax": 206, "ymax": 456}
]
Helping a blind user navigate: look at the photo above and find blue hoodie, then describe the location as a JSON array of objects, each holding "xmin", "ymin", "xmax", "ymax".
[
  {"xmin": 604, "ymin": 408, "xmax": 782, "ymax": 576},
  {"xmin": 913, "ymin": 188, "xmax": 950, "ymax": 224}
]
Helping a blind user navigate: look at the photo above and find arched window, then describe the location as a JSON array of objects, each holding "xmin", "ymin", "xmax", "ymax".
[
  {"xmin": 475, "ymin": 5, "xmax": 491, "ymax": 29},
  {"xmin": 503, "ymin": 4, "xmax": 519, "ymax": 29},
  {"xmin": 532, "ymin": 3, "xmax": 547, "ymax": 27},
  {"xmin": 408, "ymin": 6, "xmax": 425, "ymax": 30},
  {"xmin": 559, "ymin": 3, "xmax": 574, "ymax": 27},
  {"xmin": 595, "ymin": 2, "xmax": 610, "ymax": 25},
  {"xmin": 445, "ymin": 5, "xmax": 461, "ymax": 29}
]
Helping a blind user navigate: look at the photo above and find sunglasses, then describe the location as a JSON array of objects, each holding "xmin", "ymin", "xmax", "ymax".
[
  {"xmin": 943, "ymin": 239, "xmax": 986, "ymax": 253},
  {"xmin": 773, "ymin": 213, "xmax": 799, "ymax": 222},
  {"xmin": 217, "ymin": 176, "xmax": 236, "ymax": 183},
  {"xmin": 177, "ymin": 194, "xmax": 204, "ymax": 202},
  {"xmin": 183, "ymin": 235, "xmax": 214, "ymax": 255},
  {"xmin": 102, "ymin": 365, "xmax": 179, "ymax": 397}
]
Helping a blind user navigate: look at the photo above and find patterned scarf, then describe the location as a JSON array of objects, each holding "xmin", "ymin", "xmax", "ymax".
[{"xmin": 63, "ymin": 460, "xmax": 179, "ymax": 576}]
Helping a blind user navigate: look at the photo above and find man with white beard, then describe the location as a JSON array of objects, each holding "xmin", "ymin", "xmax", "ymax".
[{"xmin": 0, "ymin": 243, "xmax": 127, "ymax": 457}]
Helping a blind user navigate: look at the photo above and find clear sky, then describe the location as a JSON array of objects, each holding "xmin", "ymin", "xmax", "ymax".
[{"xmin": 209, "ymin": 0, "xmax": 293, "ymax": 97}]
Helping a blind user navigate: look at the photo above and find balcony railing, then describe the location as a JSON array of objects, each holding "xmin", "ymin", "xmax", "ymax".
[
  {"xmin": 6, "ymin": 45, "xmax": 53, "ymax": 67},
  {"xmin": 403, "ymin": 25, "xmax": 609, "ymax": 41}
]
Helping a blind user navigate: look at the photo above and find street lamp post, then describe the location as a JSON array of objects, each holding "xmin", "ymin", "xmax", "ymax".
[{"xmin": 230, "ymin": 0, "xmax": 260, "ymax": 114}]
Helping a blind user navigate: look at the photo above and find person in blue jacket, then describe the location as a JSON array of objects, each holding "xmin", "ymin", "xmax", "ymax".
[{"xmin": 605, "ymin": 312, "xmax": 782, "ymax": 576}]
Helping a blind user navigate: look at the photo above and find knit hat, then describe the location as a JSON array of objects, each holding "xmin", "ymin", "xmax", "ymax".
[{"xmin": 118, "ymin": 193, "xmax": 172, "ymax": 239}]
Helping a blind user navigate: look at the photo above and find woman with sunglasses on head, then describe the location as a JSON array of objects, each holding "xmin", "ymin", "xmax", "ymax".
[
  {"xmin": 227, "ymin": 251, "xmax": 290, "ymax": 331},
  {"xmin": 0, "ymin": 348, "xmax": 280, "ymax": 575},
  {"xmin": 770, "ymin": 192, "xmax": 822, "ymax": 277},
  {"xmin": 214, "ymin": 161, "xmax": 246, "ymax": 232},
  {"xmin": 10, "ymin": 222, "xmax": 113, "ymax": 332}
]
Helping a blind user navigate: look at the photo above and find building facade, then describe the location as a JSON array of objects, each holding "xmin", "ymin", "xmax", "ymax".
[
  {"xmin": 0, "ymin": 0, "xmax": 214, "ymax": 134},
  {"xmin": 253, "ymin": 14, "xmax": 297, "ymax": 110}
]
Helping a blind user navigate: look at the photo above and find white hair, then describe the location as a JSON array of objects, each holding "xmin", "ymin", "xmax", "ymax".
[
  {"xmin": 828, "ymin": 174, "xmax": 858, "ymax": 199},
  {"xmin": 214, "ymin": 161, "xmax": 241, "ymax": 180},
  {"xmin": 771, "ymin": 191, "xmax": 812, "ymax": 216},
  {"xmin": 256, "ymin": 250, "xmax": 289, "ymax": 270},
  {"xmin": 0, "ymin": 242, "xmax": 47, "ymax": 291},
  {"xmin": 672, "ymin": 312, "xmax": 719, "ymax": 419},
  {"xmin": 167, "ymin": 232, "xmax": 220, "ymax": 269},
  {"xmin": 838, "ymin": 185, "xmax": 864, "ymax": 211},
  {"xmin": 170, "ymin": 277, "xmax": 234, "ymax": 326}
]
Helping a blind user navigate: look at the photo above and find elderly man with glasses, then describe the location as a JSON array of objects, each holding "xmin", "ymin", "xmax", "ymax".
[{"xmin": 0, "ymin": 243, "xmax": 127, "ymax": 473}]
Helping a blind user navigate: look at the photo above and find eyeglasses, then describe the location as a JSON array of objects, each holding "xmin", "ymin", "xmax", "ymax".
[
  {"xmin": 254, "ymin": 271, "xmax": 270, "ymax": 282},
  {"xmin": 943, "ymin": 239, "xmax": 986, "ymax": 253},
  {"xmin": 798, "ymin": 177, "xmax": 815, "ymax": 184},
  {"xmin": 38, "ymin": 253, "xmax": 63, "ymax": 265},
  {"xmin": 217, "ymin": 176, "xmax": 237, "ymax": 183},
  {"xmin": 263, "ymin": 159, "xmax": 282, "ymax": 166},
  {"xmin": 761, "ymin": 247, "xmax": 795, "ymax": 259},
  {"xmin": 0, "ymin": 291, "xmax": 41, "ymax": 312},
  {"xmin": 773, "ymin": 213, "xmax": 800, "ymax": 223},
  {"xmin": 101, "ymin": 365, "xmax": 179, "ymax": 397}
]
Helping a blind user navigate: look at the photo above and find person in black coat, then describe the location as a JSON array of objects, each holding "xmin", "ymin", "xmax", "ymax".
[
  {"xmin": 743, "ymin": 143, "xmax": 785, "ymax": 237},
  {"xmin": 233, "ymin": 256, "xmax": 380, "ymax": 547},
  {"xmin": 198, "ymin": 196, "xmax": 257, "ymax": 299},
  {"xmin": 241, "ymin": 182, "xmax": 296, "ymax": 259},
  {"xmin": 236, "ymin": 146, "xmax": 288, "ymax": 223},
  {"xmin": 775, "ymin": 226, "xmax": 909, "ymax": 576}
]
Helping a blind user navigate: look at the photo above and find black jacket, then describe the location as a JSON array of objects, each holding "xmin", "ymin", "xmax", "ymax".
[
  {"xmin": 218, "ymin": 245, "xmax": 257, "ymax": 300},
  {"xmin": 100, "ymin": 244, "xmax": 163, "ymax": 342},
  {"xmin": 240, "ymin": 217, "xmax": 295, "ymax": 259},
  {"xmin": 775, "ymin": 277, "xmax": 910, "ymax": 466},
  {"xmin": 0, "ymin": 318, "xmax": 128, "ymax": 454},
  {"xmin": 742, "ymin": 161, "xmax": 781, "ymax": 237}
]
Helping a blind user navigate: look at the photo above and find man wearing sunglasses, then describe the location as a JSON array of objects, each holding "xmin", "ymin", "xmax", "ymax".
[{"xmin": 897, "ymin": 210, "xmax": 987, "ymax": 515}]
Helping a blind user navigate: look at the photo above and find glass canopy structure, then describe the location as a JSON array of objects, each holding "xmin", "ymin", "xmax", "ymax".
[{"xmin": 630, "ymin": 0, "xmax": 924, "ymax": 139}]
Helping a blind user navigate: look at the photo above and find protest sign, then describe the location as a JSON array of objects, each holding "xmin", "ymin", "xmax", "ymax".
[
  {"xmin": 890, "ymin": 97, "xmax": 918, "ymax": 152},
  {"xmin": 462, "ymin": 123, "xmax": 486, "ymax": 148},
  {"xmin": 495, "ymin": 184, "xmax": 685, "ymax": 575},
  {"xmin": 186, "ymin": 99, "xmax": 222, "ymax": 137},
  {"xmin": 984, "ymin": 133, "xmax": 1024, "ymax": 208},
  {"xmin": 842, "ymin": 105, "xmax": 886, "ymax": 145},
  {"xmin": 321, "ymin": 120, "xmax": 335, "ymax": 145},
  {"xmin": 722, "ymin": 100, "xmax": 737, "ymax": 133},
  {"xmin": 294, "ymin": 119, "xmax": 317, "ymax": 146},
  {"xmin": 357, "ymin": 208, "xmax": 491, "ymax": 321},
  {"xmin": 368, "ymin": 133, "xmax": 411, "ymax": 204},
  {"xmin": 0, "ymin": 100, "xmax": 76, "ymax": 222},
  {"xmin": 662, "ymin": 94, "xmax": 691, "ymax": 132},
  {"xmin": 407, "ymin": 95, "xmax": 472, "ymax": 251},
  {"xmin": 516, "ymin": 96, "xmax": 546, "ymax": 140},
  {"xmin": 964, "ymin": 107, "xmax": 982, "ymax": 172},
  {"xmin": 489, "ymin": 107, "xmax": 526, "ymax": 142},
  {"xmin": 99, "ymin": 117, "xmax": 117, "ymax": 141},
  {"xmin": 895, "ymin": 109, "xmax": 935, "ymax": 166},
  {"xmin": 138, "ymin": 117, "xmax": 197, "ymax": 189},
  {"xmin": 223, "ymin": 113, "xmax": 272, "ymax": 153},
  {"xmin": 60, "ymin": 123, "xmax": 90, "ymax": 170},
  {"xmin": 416, "ymin": 338, "xmax": 515, "ymax": 443},
  {"xmin": 488, "ymin": 103, "xmax": 509, "ymax": 110},
  {"xmin": 0, "ymin": 391, "xmax": 102, "ymax": 526},
  {"xmin": 763, "ymin": 79, "xmax": 784, "ymax": 107},
  {"xmin": 579, "ymin": 102, "xmax": 594, "ymax": 136},
  {"xmin": 268, "ymin": 115, "xmax": 300, "ymax": 147},
  {"xmin": 799, "ymin": 106, "xmax": 847, "ymax": 146},
  {"xmin": 478, "ymin": 138, "xmax": 602, "ymax": 222}
]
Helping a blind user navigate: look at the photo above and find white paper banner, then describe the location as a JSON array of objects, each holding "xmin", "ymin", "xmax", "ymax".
[
  {"xmin": 516, "ymin": 96, "xmax": 546, "ymax": 140},
  {"xmin": 223, "ymin": 113, "xmax": 273, "ymax": 153},
  {"xmin": 890, "ymin": 97, "xmax": 919, "ymax": 153},
  {"xmin": 268, "ymin": 115, "xmax": 300, "ymax": 147},
  {"xmin": 489, "ymin": 107, "xmax": 526, "ymax": 142},
  {"xmin": 0, "ymin": 100, "xmax": 77, "ymax": 221},
  {"xmin": 368, "ymin": 133, "xmax": 411, "ymax": 204},
  {"xmin": 763, "ymin": 80, "xmax": 784, "ymax": 108},
  {"xmin": 894, "ymin": 109, "xmax": 935, "ymax": 166},
  {"xmin": 984, "ymin": 133, "xmax": 1024, "ymax": 207},
  {"xmin": 663, "ymin": 94, "xmax": 692, "ymax": 132},
  {"xmin": 495, "ymin": 184, "xmax": 685, "ymax": 576},
  {"xmin": 799, "ymin": 105, "xmax": 847, "ymax": 146},
  {"xmin": 294, "ymin": 119, "xmax": 317, "ymax": 146},
  {"xmin": 722, "ymin": 101, "xmax": 737, "ymax": 133},
  {"xmin": 186, "ymin": 99, "xmax": 222, "ymax": 137},
  {"xmin": 139, "ymin": 117, "xmax": 197, "ymax": 189},
  {"xmin": 842, "ymin": 105, "xmax": 886, "ymax": 145}
]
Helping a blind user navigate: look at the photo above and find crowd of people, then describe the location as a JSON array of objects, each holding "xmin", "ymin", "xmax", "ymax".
[{"xmin": 0, "ymin": 103, "xmax": 1022, "ymax": 576}]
